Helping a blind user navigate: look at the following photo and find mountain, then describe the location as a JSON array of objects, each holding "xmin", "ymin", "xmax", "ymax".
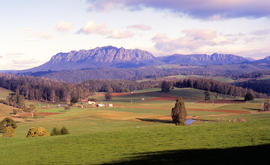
[
  {"xmin": 249, "ymin": 56, "xmax": 270, "ymax": 67},
  {"xmin": 27, "ymin": 46, "xmax": 159, "ymax": 72},
  {"xmin": 157, "ymin": 53, "xmax": 251, "ymax": 65}
]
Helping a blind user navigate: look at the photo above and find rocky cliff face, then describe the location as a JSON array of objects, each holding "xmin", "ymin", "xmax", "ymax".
[{"xmin": 29, "ymin": 46, "xmax": 158, "ymax": 71}]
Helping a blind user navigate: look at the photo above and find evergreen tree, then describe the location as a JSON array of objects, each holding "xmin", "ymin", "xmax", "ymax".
[
  {"xmin": 161, "ymin": 81, "xmax": 172, "ymax": 93},
  {"xmin": 264, "ymin": 100, "xmax": 270, "ymax": 111},
  {"xmin": 105, "ymin": 92, "xmax": 112, "ymax": 101},
  {"xmin": 171, "ymin": 97, "xmax": 187, "ymax": 125},
  {"xmin": 204, "ymin": 91, "xmax": 210, "ymax": 101},
  {"xmin": 244, "ymin": 91, "xmax": 254, "ymax": 101}
]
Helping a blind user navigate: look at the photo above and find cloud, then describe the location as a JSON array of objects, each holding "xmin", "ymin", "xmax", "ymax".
[
  {"xmin": 87, "ymin": 0, "xmax": 270, "ymax": 19},
  {"xmin": 23, "ymin": 28, "xmax": 53, "ymax": 41},
  {"xmin": 127, "ymin": 24, "xmax": 152, "ymax": 31},
  {"xmin": 251, "ymin": 29, "xmax": 270, "ymax": 36},
  {"xmin": 56, "ymin": 21, "xmax": 73, "ymax": 32},
  {"xmin": 152, "ymin": 29, "xmax": 232, "ymax": 53},
  {"xmin": 78, "ymin": 21, "xmax": 134, "ymax": 39},
  {"xmin": 78, "ymin": 21, "xmax": 109, "ymax": 35},
  {"xmin": 109, "ymin": 30, "xmax": 134, "ymax": 39}
]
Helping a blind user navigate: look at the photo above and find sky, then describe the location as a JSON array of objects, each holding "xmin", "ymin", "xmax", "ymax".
[{"xmin": 1, "ymin": 0, "xmax": 270, "ymax": 70}]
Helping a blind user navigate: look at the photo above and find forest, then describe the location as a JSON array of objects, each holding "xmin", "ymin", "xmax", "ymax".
[{"xmin": 0, "ymin": 73, "xmax": 267, "ymax": 104}]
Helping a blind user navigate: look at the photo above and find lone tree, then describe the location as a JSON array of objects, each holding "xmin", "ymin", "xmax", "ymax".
[
  {"xmin": 204, "ymin": 91, "xmax": 210, "ymax": 101},
  {"xmin": 245, "ymin": 91, "xmax": 254, "ymax": 101},
  {"xmin": 171, "ymin": 97, "xmax": 187, "ymax": 125},
  {"xmin": 161, "ymin": 81, "xmax": 172, "ymax": 93},
  {"xmin": 105, "ymin": 92, "xmax": 112, "ymax": 101},
  {"xmin": 264, "ymin": 100, "xmax": 270, "ymax": 111}
]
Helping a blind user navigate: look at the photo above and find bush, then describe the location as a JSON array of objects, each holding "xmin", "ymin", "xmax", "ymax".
[
  {"xmin": 2, "ymin": 126, "xmax": 15, "ymax": 137},
  {"xmin": 0, "ymin": 117, "xmax": 17, "ymax": 133},
  {"xmin": 26, "ymin": 127, "xmax": 49, "ymax": 137},
  {"xmin": 51, "ymin": 127, "xmax": 61, "ymax": 136},
  {"xmin": 51, "ymin": 127, "xmax": 70, "ymax": 136},
  {"xmin": 61, "ymin": 127, "xmax": 69, "ymax": 135},
  {"xmin": 105, "ymin": 92, "xmax": 112, "ymax": 101},
  {"xmin": 264, "ymin": 100, "xmax": 270, "ymax": 111},
  {"xmin": 245, "ymin": 92, "xmax": 254, "ymax": 101}
]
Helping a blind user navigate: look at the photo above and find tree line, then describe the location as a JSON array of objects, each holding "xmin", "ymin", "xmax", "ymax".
[
  {"xmin": 0, "ymin": 73, "xmax": 158, "ymax": 103},
  {"xmin": 170, "ymin": 78, "xmax": 265, "ymax": 98}
]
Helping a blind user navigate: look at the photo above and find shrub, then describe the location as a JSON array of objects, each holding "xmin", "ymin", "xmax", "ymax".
[
  {"xmin": 26, "ymin": 127, "xmax": 49, "ymax": 137},
  {"xmin": 264, "ymin": 100, "xmax": 270, "ymax": 111},
  {"xmin": 60, "ymin": 127, "xmax": 69, "ymax": 135},
  {"xmin": 105, "ymin": 92, "xmax": 112, "ymax": 101},
  {"xmin": 2, "ymin": 126, "xmax": 15, "ymax": 137},
  {"xmin": 245, "ymin": 92, "xmax": 254, "ymax": 101},
  {"xmin": 0, "ymin": 117, "xmax": 17, "ymax": 133},
  {"xmin": 51, "ymin": 127, "xmax": 61, "ymax": 136},
  {"xmin": 51, "ymin": 127, "xmax": 70, "ymax": 136},
  {"xmin": 171, "ymin": 97, "xmax": 187, "ymax": 125}
]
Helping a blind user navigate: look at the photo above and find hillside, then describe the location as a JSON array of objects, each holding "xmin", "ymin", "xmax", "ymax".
[
  {"xmin": 157, "ymin": 53, "xmax": 251, "ymax": 65},
  {"xmin": 27, "ymin": 46, "xmax": 159, "ymax": 72},
  {"xmin": 19, "ymin": 46, "xmax": 265, "ymax": 73}
]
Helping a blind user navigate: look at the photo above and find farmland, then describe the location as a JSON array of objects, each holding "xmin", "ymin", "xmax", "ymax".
[{"xmin": 0, "ymin": 87, "xmax": 270, "ymax": 164}]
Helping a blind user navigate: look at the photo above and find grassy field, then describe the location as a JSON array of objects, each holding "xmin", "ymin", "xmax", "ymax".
[{"xmin": 0, "ymin": 88, "xmax": 269, "ymax": 164}]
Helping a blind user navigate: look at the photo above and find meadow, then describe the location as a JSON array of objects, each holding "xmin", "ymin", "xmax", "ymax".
[{"xmin": 0, "ymin": 88, "xmax": 269, "ymax": 164}]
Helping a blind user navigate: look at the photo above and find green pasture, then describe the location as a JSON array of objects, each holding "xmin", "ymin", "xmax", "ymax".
[{"xmin": 0, "ymin": 87, "xmax": 269, "ymax": 164}]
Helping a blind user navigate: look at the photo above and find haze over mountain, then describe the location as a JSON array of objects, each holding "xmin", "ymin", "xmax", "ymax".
[{"xmin": 24, "ymin": 46, "xmax": 260, "ymax": 73}]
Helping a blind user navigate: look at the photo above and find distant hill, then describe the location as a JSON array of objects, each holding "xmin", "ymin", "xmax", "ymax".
[
  {"xmin": 3, "ymin": 46, "xmax": 270, "ymax": 82},
  {"xmin": 22, "ymin": 46, "xmax": 258, "ymax": 73},
  {"xmin": 250, "ymin": 56, "xmax": 270, "ymax": 67},
  {"xmin": 27, "ymin": 46, "xmax": 159, "ymax": 72},
  {"xmin": 157, "ymin": 53, "xmax": 251, "ymax": 65}
]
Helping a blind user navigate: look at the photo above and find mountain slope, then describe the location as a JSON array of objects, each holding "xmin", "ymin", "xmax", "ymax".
[
  {"xmin": 158, "ymin": 53, "xmax": 251, "ymax": 65},
  {"xmin": 28, "ymin": 46, "xmax": 159, "ymax": 71}
]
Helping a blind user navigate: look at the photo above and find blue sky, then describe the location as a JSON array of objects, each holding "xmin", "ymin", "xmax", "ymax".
[{"xmin": 1, "ymin": 0, "xmax": 270, "ymax": 69}]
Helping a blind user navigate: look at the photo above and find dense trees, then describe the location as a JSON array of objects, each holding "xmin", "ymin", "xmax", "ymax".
[
  {"xmin": 175, "ymin": 78, "xmax": 265, "ymax": 98},
  {"xmin": 171, "ymin": 98, "xmax": 187, "ymax": 125},
  {"xmin": 234, "ymin": 80, "xmax": 270, "ymax": 95},
  {"xmin": 0, "ymin": 74, "xmax": 158, "ymax": 103},
  {"xmin": 161, "ymin": 81, "xmax": 172, "ymax": 93}
]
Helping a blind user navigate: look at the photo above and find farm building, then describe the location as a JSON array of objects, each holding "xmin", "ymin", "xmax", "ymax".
[
  {"xmin": 96, "ymin": 104, "xmax": 105, "ymax": 108},
  {"xmin": 88, "ymin": 101, "xmax": 96, "ymax": 105}
]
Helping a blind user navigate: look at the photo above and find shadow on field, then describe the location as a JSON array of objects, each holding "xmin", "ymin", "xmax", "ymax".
[
  {"xmin": 104, "ymin": 144, "xmax": 270, "ymax": 165},
  {"xmin": 245, "ymin": 107, "xmax": 262, "ymax": 111},
  {"xmin": 136, "ymin": 118, "xmax": 172, "ymax": 124}
]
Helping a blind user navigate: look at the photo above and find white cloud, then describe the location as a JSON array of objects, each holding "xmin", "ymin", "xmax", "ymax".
[
  {"xmin": 127, "ymin": 24, "xmax": 152, "ymax": 31},
  {"xmin": 78, "ymin": 21, "xmax": 134, "ymax": 39},
  {"xmin": 152, "ymin": 29, "xmax": 233, "ymax": 54},
  {"xmin": 78, "ymin": 21, "xmax": 109, "ymax": 35},
  {"xmin": 56, "ymin": 21, "xmax": 73, "ymax": 32},
  {"xmin": 109, "ymin": 30, "xmax": 134, "ymax": 39}
]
